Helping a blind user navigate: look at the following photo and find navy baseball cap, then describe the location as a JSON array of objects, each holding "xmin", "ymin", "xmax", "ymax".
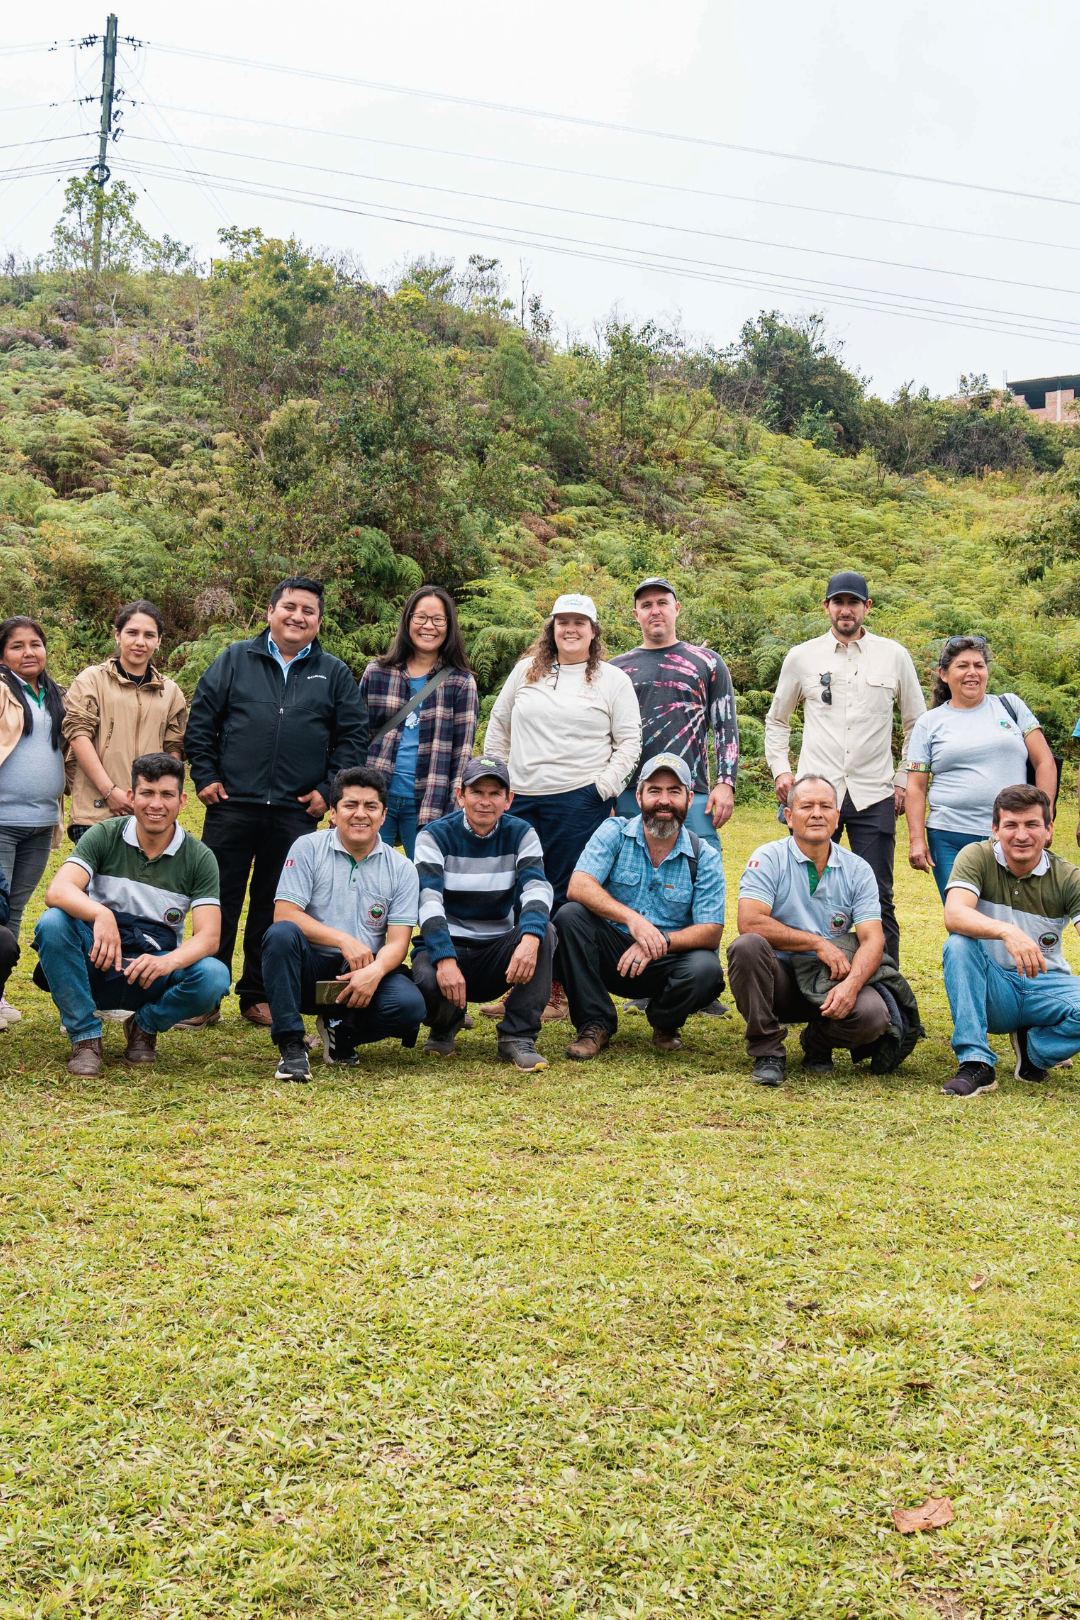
[
  {"xmin": 462, "ymin": 755, "xmax": 511, "ymax": 789},
  {"xmin": 824, "ymin": 570, "xmax": 869, "ymax": 602},
  {"xmin": 633, "ymin": 576, "xmax": 678, "ymax": 600}
]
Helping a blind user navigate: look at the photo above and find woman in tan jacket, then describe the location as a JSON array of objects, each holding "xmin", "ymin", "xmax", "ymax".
[{"xmin": 62, "ymin": 600, "xmax": 187, "ymax": 840}]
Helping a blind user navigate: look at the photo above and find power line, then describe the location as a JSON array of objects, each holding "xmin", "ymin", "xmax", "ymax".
[
  {"xmin": 117, "ymin": 129, "xmax": 1080, "ymax": 305},
  {"xmin": 0, "ymin": 132, "xmax": 93, "ymax": 150},
  {"xmin": 144, "ymin": 39, "xmax": 1080, "ymax": 210},
  {"xmin": 145, "ymin": 100, "xmax": 1080, "ymax": 261},
  {"xmin": 109, "ymin": 156, "xmax": 1080, "ymax": 347},
  {"xmin": 0, "ymin": 40, "xmax": 77, "ymax": 56}
]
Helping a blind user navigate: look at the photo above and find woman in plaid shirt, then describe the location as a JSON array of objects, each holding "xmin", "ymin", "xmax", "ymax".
[{"xmin": 360, "ymin": 586, "xmax": 479, "ymax": 859}]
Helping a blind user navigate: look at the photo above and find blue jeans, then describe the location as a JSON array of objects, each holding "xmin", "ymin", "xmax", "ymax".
[
  {"xmin": 616, "ymin": 788, "xmax": 720, "ymax": 849},
  {"xmin": 261, "ymin": 919, "xmax": 425, "ymax": 1047},
  {"xmin": 927, "ymin": 828, "xmax": 984, "ymax": 900},
  {"xmin": 0, "ymin": 822, "xmax": 56, "ymax": 938},
  {"xmin": 510, "ymin": 783, "xmax": 610, "ymax": 909},
  {"xmin": 380, "ymin": 793, "xmax": 419, "ymax": 860},
  {"xmin": 33, "ymin": 908, "xmax": 231, "ymax": 1043},
  {"xmin": 943, "ymin": 932, "xmax": 1080, "ymax": 1068}
]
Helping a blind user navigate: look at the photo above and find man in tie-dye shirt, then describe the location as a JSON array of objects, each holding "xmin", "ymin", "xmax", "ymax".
[{"xmin": 610, "ymin": 578, "xmax": 740, "ymax": 851}]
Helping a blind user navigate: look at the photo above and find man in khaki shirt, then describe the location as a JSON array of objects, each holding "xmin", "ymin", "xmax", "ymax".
[{"xmin": 764, "ymin": 571, "xmax": 925, "ymax": 964}]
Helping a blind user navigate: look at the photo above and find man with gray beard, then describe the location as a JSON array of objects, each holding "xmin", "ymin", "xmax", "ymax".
[{"xmin": 553, "ymin": 754, "xmax": 727, "ymax": 1060}]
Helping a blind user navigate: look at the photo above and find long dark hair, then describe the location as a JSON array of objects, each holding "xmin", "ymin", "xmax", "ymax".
[
  {"xmin": 524, "ymin": 616, "xmax": 606, "ymax": 685},
  {"xmin": 932, "ymin": 635, "xmax": 990, "ymax": 708},
  {"xmin": 114, "ymin": 599, "xmax": 164, "ymax": 635},
  {"xmin": 377, "ymin": 585, "xmax": 470, "ymax": 672},
  {"xmin": 0, "ymin": 617, "xmax": 66, "ymax": 748}
]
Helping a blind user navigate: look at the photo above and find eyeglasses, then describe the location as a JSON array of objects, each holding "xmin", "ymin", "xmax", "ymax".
[
  {"xmin": 943, "ymin": 635, "xmax": 988, "ymax": 651},
  {"xmin": 411, "ymin": 614, "xmax": 447, "ymax": 629},
  {"xmin": 819, "ymin": 672, "xmax": 832, "ymax": 706}
]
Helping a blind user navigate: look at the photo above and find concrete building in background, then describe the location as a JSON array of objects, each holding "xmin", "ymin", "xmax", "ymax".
[{"xmin": 1007, "ymin": 374, "xmax": 1080, "ymax": 423}]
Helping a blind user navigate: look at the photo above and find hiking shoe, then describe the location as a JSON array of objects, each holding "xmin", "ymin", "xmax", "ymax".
[
  {"xmin": 425, "ymin": 1014, "xmax": 465, "ymax": 1057},
  {"xmin": 175, "ymin": 1007, "xmax": 221, "ymax": 1031},
  {"xmin": 241, "ymin": 1002, "xmax": 273, "ymax": 1028},
  {"xmin": 622, "ymin": 998, "xmax": 649, "ymax": 1014},
  {"xmin": 479, "ymin": 995, "xmax": 508, "ymax": 1019},
  {"xmin": 1010, "ymin": 1028, "xmax": 1047, "ymax": 1083},
  {"xmin": 652, "ymin": 1027, "xmax": 683, "ymax": 1053},
  {"xmin": 566, "ymin": 1023, "xmax": 611, "ymax": 1061},
  {"xmin": 497, "ymin": 1038, "xmax": 549, "ymax": 1072},
  {"xmin": 67, "ymin": 1037, "xmax": 104, "ymax": 1077},
  {"xmin": 0, "ymin": 996, "xmax": 22, "ymax": 1025},
  {"xmin": 315, "ymin": 1014, "xmax": 360, "ymax": 1067},
  {"xmin": 275, "ymin": 1038, "xmax": 311, "ymax": 1083},
  {"xmin": 462, "ymin": 1012, "xmax": 475, "ymax": 1030},
  {"xmin": 800, "ymin": 1026, "xmax": 834, "ymax": 1074},
  {"xmin": 751, "ymin": 1055, "xmax": 786, "ymax": 1086},
  {"xmin": 122, "ymin": 1015, "xmax": 157, "ymax": 1065},
  {"xmin": 541, "ymin": 981, "xmax": 569, "ymax": 1022},
  {"xmin": 943, "ymin": 1061, "xmax": 997, "ymax": 1098},
  {"xmin": 700, "ymin": 999, "xmax": 729, "ymax": 1018}
]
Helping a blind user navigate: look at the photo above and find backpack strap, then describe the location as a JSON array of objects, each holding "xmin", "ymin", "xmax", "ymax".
[{"xmin": 686, "ymin": 830, "xmax": 702, "ymax": 885}]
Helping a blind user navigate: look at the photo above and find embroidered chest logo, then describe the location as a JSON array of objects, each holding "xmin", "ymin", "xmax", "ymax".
[
  {"xmin": 163, "ymin": 905, "xmax": 184, "ymax": 927},
  {"xmin": 1039, "ymin": 931, "xmax": 1060, "ymax": 948},
  {"xmin": 367, "ymin": 900, "xmax": 388, "ymax": 924},
  {"xmin": 830, "ymin": 912, "xmax": 848, "ymax": 932}
]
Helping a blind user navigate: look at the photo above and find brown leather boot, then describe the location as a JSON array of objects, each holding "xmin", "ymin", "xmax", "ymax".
[
  {"xmin": 479, "ymin": 994, "xmax": 508, "ymax": 1019},
  {"xmin": 240, "ymin": 1002, "xmax": 273, "ymax": 1028},
  {"xmin": 565, "ymin": 1022, "xmax": 611, "ymax": 1061},
  {"xmin": 123, "ymin": 1015, "xmax": 157, "ymax": 1065},
  {"xmin": 541, "ymin": 980, "xmax": 569, "ymax": 1022},
  {"xmin": 67, "ymin": 1037, "xmax": 104, "ymax": 1077},
  {"xmin": 652, "ymin": 1027, "xmax": 683, "ymax": 1053}
]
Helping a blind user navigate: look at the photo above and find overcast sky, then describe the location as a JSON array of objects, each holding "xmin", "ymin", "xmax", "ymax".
[{"xmin": 3, "ymin": 0, "xmax": 1079, "ymax": 398}]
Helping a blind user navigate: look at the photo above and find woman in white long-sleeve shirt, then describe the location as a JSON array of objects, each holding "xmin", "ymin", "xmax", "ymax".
[{"xmin": 486, "ymin": 592, "xmax": 641, "ymax": 913}]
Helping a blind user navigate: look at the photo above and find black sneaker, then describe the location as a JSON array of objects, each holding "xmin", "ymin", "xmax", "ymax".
[
  {"xmin": 942, "ymin": 1061, "xmax": 997, "ymax": 1098},
  {"xmin": 800, "ymin": 1025, "xmax": 834, "ymax": 1075},
  {"xmin": 275, "ymin": 1038, "xmax": 311, "ymax": 1083},
  {"xmin": 751, "ymin": 1055, "xmax": 786, "ymax": 1086},
  {"xmin": 315, "ymin": 1014, "xmax": 360, "ymax": 1067},
  {"xmin": 1010, "ymin": 1028, "xmax": 1047, "ymax": 1083}
]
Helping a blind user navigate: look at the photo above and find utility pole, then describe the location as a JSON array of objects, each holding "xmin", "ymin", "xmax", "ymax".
[{"xmin": 91, "ymin": 14, "xmax": 118, "ymax": 273}]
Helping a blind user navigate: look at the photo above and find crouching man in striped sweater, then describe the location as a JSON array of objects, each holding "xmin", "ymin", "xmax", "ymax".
[{"xmin": 412, "ymin": 754, "xmax": 555, "ymax": 1072}]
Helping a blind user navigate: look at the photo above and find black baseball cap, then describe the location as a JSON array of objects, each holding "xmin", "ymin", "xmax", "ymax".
[
  {"xmin": 633, "ymin": 576, "xmax": 678, "ymax": 600},
  {"xmin": 824, "ymin": 570, "xmax": 869, "ymax": 602},
  {"xmin": 461, "ymin": 755, "xmax": 511, "ymax": 789}
]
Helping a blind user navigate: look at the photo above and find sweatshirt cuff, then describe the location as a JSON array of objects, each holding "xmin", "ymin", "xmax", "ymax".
[{"xmin": 519, "ymin": 915, "xmax": 548, "ymax": 941}]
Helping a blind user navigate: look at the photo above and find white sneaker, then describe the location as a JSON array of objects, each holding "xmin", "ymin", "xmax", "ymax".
[{"xmin": 0, "ymin": 996, "xmax": 21, "ymax": 1025}]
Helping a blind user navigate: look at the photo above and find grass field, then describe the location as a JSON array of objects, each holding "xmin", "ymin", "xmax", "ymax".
[{"xmin": 3, "ymin": 804, "xmax": 1080, "ymax": 1619}]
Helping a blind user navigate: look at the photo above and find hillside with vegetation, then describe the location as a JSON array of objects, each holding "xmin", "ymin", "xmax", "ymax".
[{"xmin": 5, "ymin": 180, "xmax": 1080, "ymax": 796}]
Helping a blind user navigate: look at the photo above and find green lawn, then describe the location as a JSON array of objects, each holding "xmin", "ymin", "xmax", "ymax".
[{"xmin": 2, "ymin": 806, "xmax": 1080, "ymax": 1619}]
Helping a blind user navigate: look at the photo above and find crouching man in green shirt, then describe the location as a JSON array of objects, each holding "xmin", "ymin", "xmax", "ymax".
[{"xmin": 34, "ymin": 752, "xmax": 229, "ymax": 1077}]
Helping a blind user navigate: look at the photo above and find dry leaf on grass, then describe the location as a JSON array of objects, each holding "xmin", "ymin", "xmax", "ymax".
[
  {"xmin": 892, "ymin": 1496, "xmax": 955, "ymax": 1533},
  {"xmin": 967, "ymin": 1274, "xmax": 987, "ymax": 1292}
]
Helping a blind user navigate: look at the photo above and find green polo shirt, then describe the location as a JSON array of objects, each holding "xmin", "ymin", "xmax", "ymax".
[{"xmin": 68, "ymin": 816, "xmax": 220, "ymax": 943}]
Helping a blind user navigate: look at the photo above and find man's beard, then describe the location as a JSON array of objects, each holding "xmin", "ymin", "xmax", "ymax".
[{"xmin": 642, "ymin": 803, "xmax": 688, "ymax": 839}]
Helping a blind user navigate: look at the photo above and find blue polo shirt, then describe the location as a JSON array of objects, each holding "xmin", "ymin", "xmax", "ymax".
[
  {"xmin": 739, "ymin": 835, "xmax": 880, "ymax": 959},
  {"xmin": 574, "ymin": 814, "xmax": 726, "ymax": 934}
]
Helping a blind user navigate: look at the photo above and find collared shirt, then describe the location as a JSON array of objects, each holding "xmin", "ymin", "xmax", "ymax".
[
  {"xmin": 739, "ymin": 834, "xmax": 880, "ymax": 959},
  {"xmin": 905, "ymin": 694, "xmax": 1039, "ymax": 835},
  {"xmin": 764, "ymin": 629, "xmax": 926, "ymax": 812},
  {"xmin": 276, "ymin": 827, "xmax": 419, "ymax": 951},
  {"xmin": 946, "ymin": 839, "xmax": 1080, "ymax": 976},
  {"xmin": 20, "ymin": 680, "xmax": 45, "ymax": 708},
  {"xmin": 574, "ymin": 814, "xmax": 726, "ymax": 935},
  {"xmin": 360, "ymin": 661, "xmax": 479, "ymax": 828},
  {"xmin": 267, "ymin": 637, "xmax": 313, "ymax": 682},
  {"xmin": 68, "ymin": 816, "xmax": 221, "ymax": 943}
]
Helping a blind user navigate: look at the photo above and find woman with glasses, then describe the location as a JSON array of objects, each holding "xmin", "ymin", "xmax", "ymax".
[
  {"xmin": 905, "ymin": 636, "xmax": 1057, "ymax": 897},
  {"xmin": 360, "ymin": 586, "xmax": 479, "ymax": 859}
]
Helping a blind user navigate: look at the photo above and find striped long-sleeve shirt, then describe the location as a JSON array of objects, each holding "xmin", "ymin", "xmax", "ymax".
[{"xmin": 413, "ymin": 809, "xmax": 553, "ymax": 963}]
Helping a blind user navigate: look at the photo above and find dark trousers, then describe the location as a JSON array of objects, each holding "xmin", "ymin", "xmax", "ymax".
[
  {"xmin": 554, "ymin": 901, "xmax": 724, "ymax": 1036},
  {"xmin": 261, "ymin": 920, "xmax": 425, "ymax": 1047},
  {"xmin": 834, "ymin": 792, "xmax": 899, "ymax": 964},
  {"xmin": 726, "ymin": 933, "xmax": 890, "ymax": 1059},
  {"xmin": 0, "ymin": 923, "xmax": 18, "ymax": 999},
  {"xmin": 509, "ymin": 785, "xmax": 610, "ymax": 909},
  {"xmin": 201, "ymin": 801, "xmax": 316, "ymax": 1007},
  {"xmin": 412, "ymin": 924, "xmax": 555, "ymax": 1041}
]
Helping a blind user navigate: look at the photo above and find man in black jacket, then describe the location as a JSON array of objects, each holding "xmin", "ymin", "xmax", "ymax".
[{"xmin": 184, "ymin": 577, "xmax": 369, "ymax": 1026}]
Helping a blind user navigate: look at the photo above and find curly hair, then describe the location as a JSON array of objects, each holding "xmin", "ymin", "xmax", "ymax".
[{"xmin": 523, "ymin": 616, "xmax": 606, "ymax": 685}]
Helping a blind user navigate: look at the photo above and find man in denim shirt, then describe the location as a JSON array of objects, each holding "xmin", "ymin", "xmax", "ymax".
[{"xmin": 555, "ymin": 754, "xmax": 726, "ymax": 1060}]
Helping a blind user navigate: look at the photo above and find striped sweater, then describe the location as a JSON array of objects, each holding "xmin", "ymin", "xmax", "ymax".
[{"xmin": 413, "ymin": 810, "xmax": 553, "ymax": 963}]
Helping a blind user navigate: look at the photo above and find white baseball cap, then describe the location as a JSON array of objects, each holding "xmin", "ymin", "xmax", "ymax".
[{"xmin": 550, "ymin": 592, "xmax": 598, "ymax": 622}]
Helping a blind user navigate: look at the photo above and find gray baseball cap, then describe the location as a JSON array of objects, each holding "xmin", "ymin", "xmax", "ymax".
[{"xmin": 639, "ymin": 752, "xmax": 693, "ymax": 790}]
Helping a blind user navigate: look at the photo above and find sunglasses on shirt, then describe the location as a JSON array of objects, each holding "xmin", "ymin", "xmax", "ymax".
[{"xmin": 819, "ymin": 672, "xmax": 832, "ymax": 706}]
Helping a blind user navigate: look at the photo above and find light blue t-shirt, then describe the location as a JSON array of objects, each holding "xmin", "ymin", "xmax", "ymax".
[
  {"xmin": 574, "ymin": 814, "xmax": 726, "ymax": 935},
  {"xmin": 390, "ymin": 675, "xmax": 426, "ymax": 802},
  {"xmin": 905, "ymin": 693, "xmax": 1039, "ymax": 835},
  {"xmin": 0, "ymin": 686, "xmax": 64, "ymax": 827},
  {"xmin": 739, "ymin": 836, "xmax": 881, "ymax": 960},
  {"xmin": 275, "ymin": 828, "xmax": 419, "ymax": 951}
]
